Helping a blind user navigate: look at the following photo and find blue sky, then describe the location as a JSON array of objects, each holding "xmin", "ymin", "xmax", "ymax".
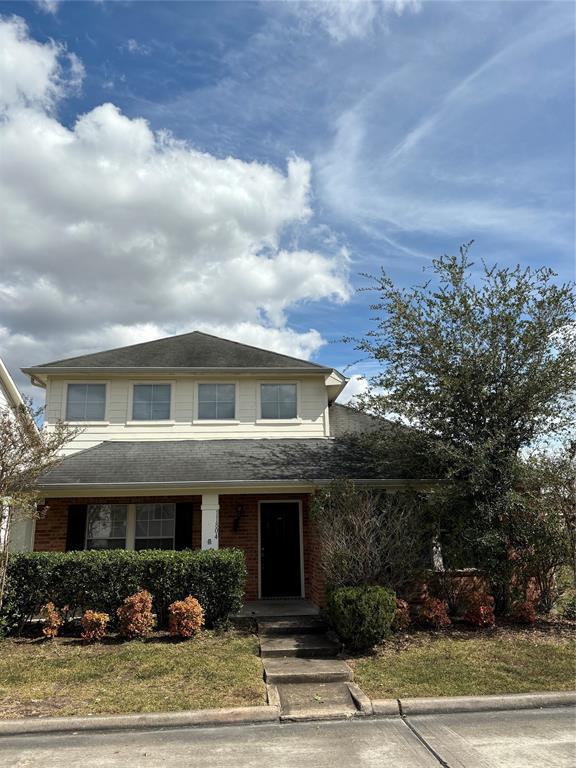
[{"xmin": 0, "ymin": 0, "xmax": 574, "ymax": 398}]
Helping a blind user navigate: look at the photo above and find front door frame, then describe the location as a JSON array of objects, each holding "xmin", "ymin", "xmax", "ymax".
[{"xmin": 257, "ymin": 499, "xmax": 304, "ymax": 599}]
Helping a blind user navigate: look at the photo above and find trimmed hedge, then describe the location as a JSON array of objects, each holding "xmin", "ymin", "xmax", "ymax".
[
  {"xmin": 1, "ymin": 548, "xmax": 246, "ymax": 634},
  {"xmin": 327, "ymin": 585, "xmax": 396, "ymax": 651}
]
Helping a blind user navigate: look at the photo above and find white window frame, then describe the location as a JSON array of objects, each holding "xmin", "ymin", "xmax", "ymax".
[
  {"xmin": 84, "ymin": 502, "xmax": 176, "ymax": 551},
  {"xmin": 62, "ymin": 381, "xmax": 109, "ymax": 425},
  {"xmin": 127, "ymin": 381, "xmax": 175, "ymax": 425},
  {"xmin": 256, "ymin": 381, "xmax": 301, "ymax": 424},
  {"xmin": 134, "ymin": 502, "xmax": 176, "ymax": 551},
  {"xmin": 193, "ymin": 381, "xmax": 239, "ymax": 425}
]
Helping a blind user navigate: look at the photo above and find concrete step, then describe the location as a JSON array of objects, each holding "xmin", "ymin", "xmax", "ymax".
[
  {"xmin": 263, "ymin": 658, "xmax": 353, "ymax": 685},
  {"xmin": 260, "ymin": 633, "xmax": 339, "ymax": 659},
  {"xmin": 258, "ymin": 617, "xmax": 327, "ymax": 636},
  {"xmin": 276, "ymin": 682, "xmax": 358, "ymax": 720}
]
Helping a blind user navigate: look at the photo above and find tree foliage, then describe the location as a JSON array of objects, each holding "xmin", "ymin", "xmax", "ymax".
[
  {"xmin": 0, "ymin": 398, "xmax": 79, "ymax": 616},
  {"xmin": 349, "ymin": 245, "xmax": 576, "ymax": 607}
]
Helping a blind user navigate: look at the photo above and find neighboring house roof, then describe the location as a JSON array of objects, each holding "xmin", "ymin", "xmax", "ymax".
[
  {"xmin": 38, "ymin": 439, "xmax": 431, "ymax": 490},
  {"xmin": 23, "ymin": 331, "xmax": 335, "ymax": 375},
  {"xmin": 0, "ymin": 357, "xmax": 24, "ymax": 409},
  {"xmin": 328, "ymin": 403, "xmax": 383, "ymax": 437}
]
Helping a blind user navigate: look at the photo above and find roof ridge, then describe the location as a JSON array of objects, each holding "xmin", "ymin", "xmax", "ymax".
[{"xmin": 31, "ymin": 330, "xmax": 327, "ymax": 370}]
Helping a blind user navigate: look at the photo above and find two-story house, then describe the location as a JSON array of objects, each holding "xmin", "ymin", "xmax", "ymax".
[{"xmin": 22, "ymin": 331, "xmax": 408, "ymax": 607}]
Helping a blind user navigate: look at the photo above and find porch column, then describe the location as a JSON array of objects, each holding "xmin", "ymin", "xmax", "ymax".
[{"xmin": 201, "ymin": 493, "xmax": 219, "ymax": 550}]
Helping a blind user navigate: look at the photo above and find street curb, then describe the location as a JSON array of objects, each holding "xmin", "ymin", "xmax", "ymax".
[
  {"xmin": 0, "ymin": 705, "xmax": 280, "ymax": 737},
  {"xmin": 372, "ymin": 691, "xmax": 576, "ymax": 717}
]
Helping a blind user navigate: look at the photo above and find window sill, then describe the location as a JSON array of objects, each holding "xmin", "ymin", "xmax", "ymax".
[
  {"xmin": 192, "ymin": 419, "xmax": 240, "ymax": 425},
  {"xmin": 256, "ymin": 418, "xmax": 302, "ymax": 425},
  {"xmin": 126, "ymin": 420, "xmax": 176, "ymax": 426},
  {"xmin": 66, "ymin": 421, "xmax": 110, "ymax": 426}
]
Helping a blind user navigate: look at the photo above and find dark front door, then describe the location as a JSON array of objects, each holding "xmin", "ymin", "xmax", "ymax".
[{"xmin": 260, "ymin": 502, "xmax": 302, "ymax": 598}]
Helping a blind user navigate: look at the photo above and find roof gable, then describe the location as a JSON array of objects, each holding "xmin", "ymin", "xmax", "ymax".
[{"xmin": 27, "ymin": 331, "xmax": 329, "ymax": 372}]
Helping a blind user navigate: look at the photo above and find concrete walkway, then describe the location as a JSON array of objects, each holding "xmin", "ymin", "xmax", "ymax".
[{"xmin": 1, "ymin": 707, "xmax": 574, "ymax": 767}]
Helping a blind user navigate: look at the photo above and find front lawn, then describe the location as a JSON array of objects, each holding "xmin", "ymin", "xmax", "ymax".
[
  {"xmin": 350, "ymin": 623, "xmax": 576, "ymax": 699},
  {"xmin": 0, "ymin": 630, "xmax": 266, "ymax": 719}
]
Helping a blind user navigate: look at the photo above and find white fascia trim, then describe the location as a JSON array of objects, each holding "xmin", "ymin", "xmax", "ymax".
[{"xmin": 0, "ymin": 358, "xmax": 24, "ymax": 407}]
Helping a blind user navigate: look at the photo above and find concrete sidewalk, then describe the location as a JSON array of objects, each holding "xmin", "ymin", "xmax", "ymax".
[{"xmin": 1, "ymin": 707, "xmax": 575, "ymax": 767}]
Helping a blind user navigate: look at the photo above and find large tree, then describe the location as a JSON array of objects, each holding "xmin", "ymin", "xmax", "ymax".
[
  {"xmin": 0, "ymin": 399, "xmax": 79, "ymax": 616},
  {"xmin": 350, "ymin": 244, "xmax": 576, "ymax": 603}
]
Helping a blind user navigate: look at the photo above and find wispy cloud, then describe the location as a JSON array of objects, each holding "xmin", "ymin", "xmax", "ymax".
[
  {"xmin": 284, "ymin": 0, "xmax": 421, "ymax": 43},
  {"xmin": 35, "ymin": 0, "xmax": 59, "ymax": 15},
  {"xmin": 316, "ymin": 3, "xmax": 575, "ymax": 252},
  {"xmin": 121, "ymin": 38, "xmax": 152, "ymax": 56}
]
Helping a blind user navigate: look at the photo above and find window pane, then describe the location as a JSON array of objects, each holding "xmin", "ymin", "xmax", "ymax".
[
  {"xmin": 133, "ymin": 384, "xmax": 153, "ymax": 403},
  {"xmin": 261, "ymin": 385, "xmax": 277, "ymax": 403},
  {"xmin": 151, "ymin": 401, "xmax": 170, "ymax": 420},
  {"xmin": 216, "ymin": 401, "xmax": 235, "ymax": 419},
  {"xmin": 132, "ymin": 401, "xmax": 151, "ymax": 420},
  {"xmin": 218, "ymin": 384, "xmax": 235, "ymax": 402},
  {"xmin": 261, "ymin": 401, "xmax": 278, "ymax": 419},
  {"xmin": 278, "ymin": 401, "xmax": 297, "ymax": 419},
  {"xmin": 198, "ymin": 384, "xmax": 216, "ymax": 402},
  {"xmin": 66, "ymin": 384, "xmax": 105, "ymax": 421},
  {"xmin": 279, "ymin": 384, "xmax": 297, "ymax": 403},
  {"xmin": 198, "ymin": 402, "xmax": 217, "ymax": 419},
  {"xmin": 135, "ymin": 538, "xmax": 174, "ymax": 551}
]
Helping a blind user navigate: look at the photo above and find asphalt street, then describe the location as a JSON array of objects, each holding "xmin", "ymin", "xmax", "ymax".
[{"xmin": 0, "ymin": 706, "xmax": 574, "ymax": 768}]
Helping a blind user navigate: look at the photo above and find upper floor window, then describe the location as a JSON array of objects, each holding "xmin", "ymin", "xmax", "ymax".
[
  {"xmin": 197, "ymin": 383, "xmax": 235, "ymax": 420},
  {"xmin": 132, "ymin": 384, "xmax": 171, "ymax": 420},
  {"xmin": 260, "ymin": 383, "xmax": 297, "ymax": 419},
  {"xmin": 66, "ymin": 383, "xmax": 106, "ymax": 421}
]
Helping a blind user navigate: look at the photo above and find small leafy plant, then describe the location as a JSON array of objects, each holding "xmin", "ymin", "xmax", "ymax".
[
  {"xmin": 511, "ymin": 600, "xmax": 537, "ymax": 624},
  {"xmin": 391, "ymin": 598, "xmax": 411, "ymax": 631},
  {"xmin": 168, "ymin": 596, "xmax": 205, "ymax": 638},
  {"xmin": 419, "ymin": 597, "xmax": 451, "ymax": 629},
  {"xmin": 117, "ymin": 590, "xmax": 155, "ymax": 639},
  {"xmin": 41, "ymin": 602, "xmax": 62, "ymax": 639},
  {"xmin": 81, "ymin": 610, "xmax": 110, "ymax": 643},
  {"xmin": 463, "ymin": 593, "xmax": 496, "ymax": 628}
]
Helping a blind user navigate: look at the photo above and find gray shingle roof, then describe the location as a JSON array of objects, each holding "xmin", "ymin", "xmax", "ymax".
[
  {"xmin": 39, "ymin": 438, "xmax": 387, "ymax": 488},
  {"xmin": 28, "ymin": 331, "xmax": 330, "ymax": 372}
]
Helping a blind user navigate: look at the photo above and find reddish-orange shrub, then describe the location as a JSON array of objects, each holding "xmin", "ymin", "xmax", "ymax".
[
  {"xmin": 168, "ymin": 596, "xmax": 205, "ymax": 638},
  {"xmin": 117, "ymin": 590, "xmax": 155, "ymax": 639},
  {"xmin": 81, "ymin": 610, "xmax": 110, "ymax": 643},
  {"xmin": 463, "ymin": 593, "xmax": 495, "ymax": 627},
  {"xmin": 511, "ymin": 600, "xmax": 537, "ymax": 624},
  {"xmin": 41, "ymin": 602, "xmax": 62, "ymax": 639},
  {"xmin": 419, "ymin": 597, "xmax": 451, "ymax": 628},
  {"xmin": 391, "ymin": 598, "xmax": 411, "ymax": 631}
]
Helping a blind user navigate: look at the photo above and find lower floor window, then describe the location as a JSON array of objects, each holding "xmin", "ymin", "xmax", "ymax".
[
  {"xmin": 135, "ymin": 503, "xmax": 175, "ymax": 550},
  {"xmin": 85, "ymin": 502, "xmax": 176, "ymax": 551},
  {"xmin": 86, "ymin": 504, "xmax": 127, "ymax": 550}
]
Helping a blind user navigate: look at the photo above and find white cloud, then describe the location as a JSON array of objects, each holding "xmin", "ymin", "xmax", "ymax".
[
  {"xmin": 35, "ymin": 0, "xmax": 60, "ymax": 15},
  {"xmin": 0, "ymin": 17, "xmax": 351, "ymax": 394},
  {"xmin": 122, "ymin": 38, "xmax": 152, "ymax": 56},
  {"xmin": 286, "ymin": 0, "xmax": 421, "ymax": 43}
]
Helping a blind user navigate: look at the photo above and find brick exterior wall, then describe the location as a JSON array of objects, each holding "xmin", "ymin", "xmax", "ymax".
[{"xmin": 34, "ymin": 492, "xmax": 325, "ymax": 606}]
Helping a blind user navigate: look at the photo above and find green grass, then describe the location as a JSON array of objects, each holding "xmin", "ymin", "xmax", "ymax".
[
  {"xmin": 351, "ymin": 631, "xmax": 576, "ymax": 699},
  {"xmin": 0, "ymin": 631, "xmax": 266, "ymax": 719}
]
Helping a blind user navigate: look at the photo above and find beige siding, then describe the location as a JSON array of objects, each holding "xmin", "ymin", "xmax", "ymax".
[{"xmin": 44, "ymin": 375, "xmax": 330, "ymax": 454}]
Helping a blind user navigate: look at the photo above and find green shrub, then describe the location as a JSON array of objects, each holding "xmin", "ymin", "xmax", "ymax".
[
  {"xmin": 326, "ymin": 585, "xmax": 396, "ymax": 651},
  {"xmin": 560, "ymin": 593, "xmax": 576, "ymax": 620},
  {"xmin": 1, "ymin": 549, "xmax": 246, "ymax": 634}
]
